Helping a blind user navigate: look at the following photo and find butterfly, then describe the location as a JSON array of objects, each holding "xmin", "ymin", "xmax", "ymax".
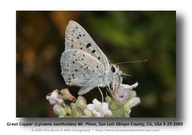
[{"xmin": 60, "ymin": 20, "xmax": 123, "ymax": 95}]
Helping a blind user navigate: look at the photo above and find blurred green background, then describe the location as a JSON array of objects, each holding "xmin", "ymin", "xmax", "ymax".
[{"xmin": 16, "ymin": 11, "xmax": 176, "ymax": 117}]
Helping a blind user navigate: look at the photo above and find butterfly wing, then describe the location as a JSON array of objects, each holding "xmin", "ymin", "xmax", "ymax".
[
  {"xmin": 65, "ymin": 20, "xmax": 110, "ymax": 72},
  {"xmin": 60, "ymin": 49, "xmax": 105, "ymax": 87}
]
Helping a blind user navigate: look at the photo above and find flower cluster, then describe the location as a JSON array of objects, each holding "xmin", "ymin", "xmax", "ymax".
[
  {"xmin": 106, "ymin": 83, "xmax": 140, "ymax": 117},
  {"xmin": 46, "ymin": 82, "xmax": 140, "ymax": 117}
]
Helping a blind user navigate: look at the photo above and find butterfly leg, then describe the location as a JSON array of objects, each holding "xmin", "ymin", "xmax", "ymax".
[
  {"xmin": 97, "ymin": 86, "xmax": 104, "ymax": 103},
  {"xmin": 106, "ymin": 84, "xmax": 113, "ymax": 97}
]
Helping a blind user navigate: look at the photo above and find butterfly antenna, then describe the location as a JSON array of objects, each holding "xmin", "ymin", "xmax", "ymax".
[{"xmin": 116, "ymin": 59, "xmax": 148, "ymax": 65}]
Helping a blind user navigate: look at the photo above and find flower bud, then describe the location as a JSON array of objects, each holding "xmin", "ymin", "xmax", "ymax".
[
  {"xmin": 84, "ymin": 109, "xmax": 93, "ymax": 117},
  {"xmin": 72, "ymin": 108, "xmax": 84, "ymax": 117},
  {"xmin": 64, "ymin": 106, "xmax": 72, "ymax": 117},
  {"xmin": 105, "ymin": 96, "xmax": 112, "ymax": 103},
  {"xmin": 76, "ymin": 96, "xmax": 87, "ymax": 110},
  {"xmin": 53, "ymin": 104, "xmax": 66, "ymax": 117},
  {"xmin": 60, "ymin": 88, "xmax": 76, "ymax": 102},
  {"xmin": 46, "ymin": 89, "xmax": 64, "ymax": 105}
]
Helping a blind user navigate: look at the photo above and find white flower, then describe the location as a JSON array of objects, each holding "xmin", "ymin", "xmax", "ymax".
[
  {"xmin": 123, "ymin": 97, "xmax": 141, "ymax": 109},
  {"xmin": 115, "ymin": 87, "xmax": 128, "ymax": 104},
  {"xmin": 115, "ymin": 82, "xmax": 138, "ymax": 104},
  {"xmin": 120, "ymin": 82, "xmax": 138, "ymax": 90},
  {"xmin": 128, "ymin": 97, "xmax": 141, "ymax": 108},
  {"xmin": 86, "ymin": 98, "xmax": 112, "ymax": 117},
  {"xmin": 46, "ymin": 89, "xmax": 64, "ymax": 105}
]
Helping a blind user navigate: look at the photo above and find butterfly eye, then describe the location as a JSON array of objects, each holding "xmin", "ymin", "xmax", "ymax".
[{"xmin": 111, "ymin": 66, "xmax": 116, "ymax": 73}]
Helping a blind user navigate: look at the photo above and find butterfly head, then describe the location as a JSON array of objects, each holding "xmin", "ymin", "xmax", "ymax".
[
  {"xmin": 109, "ymin": 64, "xmax": 123, "ymax": 94},
  {"xmin": 110, "ymin": 64, "xmax": 116, "ymax": 72},
  {"xmin": 111, "ymin": 64, "xmax": 122, "ymax": 75}
]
